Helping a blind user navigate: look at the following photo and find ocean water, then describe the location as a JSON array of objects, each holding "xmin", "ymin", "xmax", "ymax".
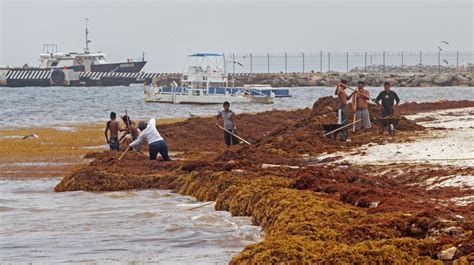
[
  {"xmin": 1, "ymin": 85, "xmax": 473, "ymax": 128},
  {"xmin": 0, "ymin": 178, "xmax": 262, "ymax": 264}
]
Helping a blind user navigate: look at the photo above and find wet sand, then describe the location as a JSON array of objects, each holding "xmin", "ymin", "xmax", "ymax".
[{"xmin": 0, "ymin": 117, "xmax": 186, "ymax": 179}]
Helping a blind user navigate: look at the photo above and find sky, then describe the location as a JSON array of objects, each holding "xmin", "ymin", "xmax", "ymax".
[{"xmin": 0, "ymin": 0, "xmax": 472, "ymax": 72}]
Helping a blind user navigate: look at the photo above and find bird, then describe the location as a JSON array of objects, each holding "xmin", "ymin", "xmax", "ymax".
[
  {"xmin": 22, "ymin": 134, "xmax": 38, "ymax": 140},
  {"xmin": 443, "ymin": 59, "xmax": 449, "ymax": 65},
  {"xmin": 232, "ymin": 61, "xmax": 244, "ymax": 67},
  {"xmin": 439, "ymin": 40, "xmax": 449, "ymax": 45}
]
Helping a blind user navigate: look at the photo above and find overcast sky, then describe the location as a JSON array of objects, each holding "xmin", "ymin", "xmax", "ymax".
[{"xmin": 1, "ymin": 0, "xmax": 472, "ymax": 72}]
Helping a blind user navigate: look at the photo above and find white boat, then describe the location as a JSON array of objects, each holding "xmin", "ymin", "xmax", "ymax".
[
  {"xmin": 3, "ymin": 19, "xmax": 146, "ymax": 73},
  {"xmin": 243, "ymin": 84, "xmax": 291, "ymax": 98},
  {"xmin": 144, "ymin": 53, "xmax": 274, "ymax": 104}
]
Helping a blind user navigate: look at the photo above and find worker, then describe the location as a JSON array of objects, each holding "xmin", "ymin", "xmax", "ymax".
[
  {"xmin": 128, "ymin": 118, "xmax": 171, "ymax": 161},
  {"xmin": 119, "ymin": 115, "xmax": 141, "ymax": 151},
  {"xmin": 376, "ymin": 82, "xmax": 400, "ymax": 117},
  {"xmin": 104, "ymin": 112, "xmax": 120, "ymax": 151},
  {"xmin": 351, "ymin": 81, "xmax": 372, "ymax": 131},
  {"xmin": 335, "ymin": 80, "xmax": 353, "ymax": 140},
  {"xmin": 216, "ymin": 101, "xmax": 240, "ymax": 148}
]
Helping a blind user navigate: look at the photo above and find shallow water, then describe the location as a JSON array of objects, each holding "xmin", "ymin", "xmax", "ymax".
[
  {"xmin": 0, "ymin": 179, "xmax": 262, "ymax": 264},
  {"xmin": 1, "ymin": 85, "xmax": 473, "ymax": 128}
]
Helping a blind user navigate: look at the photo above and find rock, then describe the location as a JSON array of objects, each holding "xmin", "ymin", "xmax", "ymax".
[
  {"xmin": 294, "ymin": 77, "xmax": 308, "ymax": 86},
  {"xmin": 438, "ymin": 246, "xmax": 457, "ymax": 261},
  {"xmin": 385, "ymin": 78, "xmax": 399, "ymax": 86},
  {"xmin": 453, "ymin": 74, "xmax": 471, "ymax": 86},
  {"xmin": 422, "ymin": 74, "xmax": 437, "ymax": 83},
  {"xmin": 410, "ymin": 77, "xmax": 423, "ymax": 87},
  {"xmin": 453, "ymin": 74, "xmax": 469, "ymax": 82},
  {"xmin": 433, "ymin": 73, "xmax": 454, "ymax": 86}
]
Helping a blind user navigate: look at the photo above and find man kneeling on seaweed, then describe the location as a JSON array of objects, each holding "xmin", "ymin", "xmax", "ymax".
[
  {"xmin": 105, "ymin": 112, "xmax": 120, "ymax": 151},
  {"xmin": 216, "ymin": 101, "xmax": 240, "ymax": 148},
  {"xmin": 376, "ymin": 82, "xmax": 400, "ymax": 118},
  {"xmin": 128, "ymin": 118, "xmax": 171, "ymax": 161}
]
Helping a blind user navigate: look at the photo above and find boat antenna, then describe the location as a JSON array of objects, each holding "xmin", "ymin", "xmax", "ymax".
[{"xmin": 84, "ymin": 18, "xmax": 91, "ymax": 53}]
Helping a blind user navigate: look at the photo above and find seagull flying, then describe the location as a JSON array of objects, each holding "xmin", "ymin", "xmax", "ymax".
[
  {"xmin": 443, "ymin": 59, "xmax": 449, "ymax": 65},
  {"xmin": 439, "ymin": 40, "xmax": 449, "ymax": 45},
  {"xmin": 232, "ymin": 61, "xmax": 244, "ymax": 67}
]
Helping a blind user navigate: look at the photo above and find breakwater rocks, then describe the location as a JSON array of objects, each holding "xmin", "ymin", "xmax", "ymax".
[
  {"xmin": 153, "ymin": 71, "xmax": 473, "ymax": 87},
  {"xmin": 229, "ymin": 71, "xmax": 473, "ymax": 87}
]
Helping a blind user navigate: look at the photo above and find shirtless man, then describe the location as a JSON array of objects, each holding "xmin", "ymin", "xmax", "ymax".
[
  {"xmin": 104, "ymin": 112, "xmax": 120, "ymax": 151},
  {"xmin": 335, "ymin": 80, "xmax": 353, "ymax": 140},
  {"xmin": 119, "ymin": 115, "xmax": 141, "ymax": 151},
  {"xmin": 351, "ymin": 81, "xmax": 372, "ymax": 131}
]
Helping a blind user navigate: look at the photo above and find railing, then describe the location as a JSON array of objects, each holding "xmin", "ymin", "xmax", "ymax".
[{"xmin": 223, "ymin": 51, "xmax": 473, "ymax": 74}]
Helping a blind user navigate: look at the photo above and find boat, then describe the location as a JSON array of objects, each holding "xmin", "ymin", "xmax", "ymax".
[
  {"xmin": 0, "ymin": 19, "xmax": 148, "ymax": 87},
  {"xmin": 242, "ymin": 84, "xmax": 291, "ymax": 98},
  {"xmin": 144, "ymin": 53, "xmax": 275, "ymax": 104},
  {"xmin": 29, "ymin": 19, "xmax": 146, "ymax": 73}
]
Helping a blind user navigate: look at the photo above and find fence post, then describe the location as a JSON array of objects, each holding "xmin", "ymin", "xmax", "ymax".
[
  {"xmin": 419, "ymin": 51, "xmax": 422, "ymax": 64},
  {"xmin": 267, "ymin": 53, "xmax": 270, "ymax": 73},
  {"xmin": 223, "ymin": 54, "xmax": 226, "ymax": 73},
  {"xmin": 401, "ymin": 52, "xmax": 404, "ymax": 72},
  {"xmin": 232, "ymin": 53, "xmax": 236, "ymax": 74},
  {"xmin": 302, "ymin": 52, "xmax": 305, "ymax": 73},
  {"xmin": 328, "ymin": 52, "xmax": 331, "ymax": 72},
  {"xmin": 364, "ymin": 52, "xmax": 367, "ymax": 72},
  {"xmin": 456, "ymin": 51, "xmax": 459, "ymax": 69},
  {"xmin": 250, "ymin": 53, "xmax": 253, "ymax": 74},
  {"xmin": 382, "ymin": 51, "xmax": 385, "ymax": 72},
  {"xmin": 438, "ymin": 51, "xmax": 441, "ymax": 73},
  {"xmin": 284, "ymin": 53, "xmax": 287, "ymax": 73},
  {"xmin": 346, "ymin": 52, "xmax": 349, "ymax": 72},
  {"xmin": 320, "ymin": 51, "xmax": 323, "ymax": 72}
]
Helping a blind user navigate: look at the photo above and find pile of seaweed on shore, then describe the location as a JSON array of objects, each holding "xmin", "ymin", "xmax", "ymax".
[{"xmin": 55, "ymin": 98, "xmax": 474, "ymax": 263}]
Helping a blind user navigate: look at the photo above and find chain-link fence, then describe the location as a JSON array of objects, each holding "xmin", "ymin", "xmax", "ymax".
[{"xmin": 223, "ymin": 51, "xmax": 473, "ymax": 74}]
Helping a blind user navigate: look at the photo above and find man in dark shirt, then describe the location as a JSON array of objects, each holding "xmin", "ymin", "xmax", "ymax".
[{"xmin": 376, "ymin": 82, "xmax": 400, "ymax": 117}]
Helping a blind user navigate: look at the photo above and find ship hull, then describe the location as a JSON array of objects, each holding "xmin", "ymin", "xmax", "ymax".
[{"xmin": 90, "ymin": 61, "xmax": 147, "ymax": 72}]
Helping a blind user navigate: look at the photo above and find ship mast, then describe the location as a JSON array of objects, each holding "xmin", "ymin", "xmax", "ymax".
[{"xmin": 84, "ymin": 18, "xmax": 91, "ymax": 54}]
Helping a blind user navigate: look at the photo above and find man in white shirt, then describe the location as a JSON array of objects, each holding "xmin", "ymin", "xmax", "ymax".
[{"xmin": 128, "ymin": 118, "xmax": 171, "ymax": 161}]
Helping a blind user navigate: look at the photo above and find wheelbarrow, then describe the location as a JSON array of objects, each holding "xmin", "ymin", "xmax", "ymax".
[
  {"xmin": 321, "ymin": 124, "xmax": 347, "ymax": 140},
  {"xmin": 377, "ymin": 118, "xmax": 400, "ymax": 135}
]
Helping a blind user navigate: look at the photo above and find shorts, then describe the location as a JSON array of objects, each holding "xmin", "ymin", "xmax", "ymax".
[{"xmin": 109, "ymin": 138, "xmax": 120, "ymax": 151}]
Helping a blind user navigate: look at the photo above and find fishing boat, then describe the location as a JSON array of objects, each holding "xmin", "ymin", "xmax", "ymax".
[{"xmin": 144, "ymin": 53, "xmax": 275, "ymax": 104}]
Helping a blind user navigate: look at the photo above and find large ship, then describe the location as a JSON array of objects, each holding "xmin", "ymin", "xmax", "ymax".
[{"xmin": 0, "ymin": 19, "xmax": 150, "ymax": 87}]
